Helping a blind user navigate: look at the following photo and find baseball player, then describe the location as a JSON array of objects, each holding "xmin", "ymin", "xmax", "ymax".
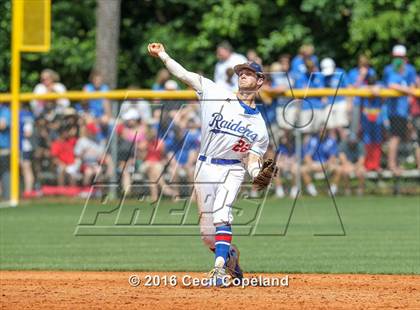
[{"xmin": 148, "ymin": 43, "xmax": 276, "ymax": 286}]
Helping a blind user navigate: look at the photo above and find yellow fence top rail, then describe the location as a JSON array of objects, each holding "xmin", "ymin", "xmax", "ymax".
[{"xmin": 0, "ymin": 88, "xmax": 419, "ymax": 103}]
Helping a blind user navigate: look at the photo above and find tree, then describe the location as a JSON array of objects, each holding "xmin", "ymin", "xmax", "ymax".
[
  {"xmin": 95, "ymin": 0, "xmax": 121, "ymax": 89},
  {"xmin": 0, "ymin": 0, "xmax": 418, "ymax": 92},
  {"xmin": 0, "ymin": 0, "xmax": 96, "ymax": 92}
]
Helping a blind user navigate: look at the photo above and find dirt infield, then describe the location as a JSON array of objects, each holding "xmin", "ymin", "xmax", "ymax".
[{"xmin": 1, "ymin": 271, "xmax": 419, "ymax": 309}]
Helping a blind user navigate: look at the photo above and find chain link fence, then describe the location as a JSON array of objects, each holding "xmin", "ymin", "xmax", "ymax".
[{"xmin": 0, "ymin": 88, "xmax": 419, "ymax": 203}]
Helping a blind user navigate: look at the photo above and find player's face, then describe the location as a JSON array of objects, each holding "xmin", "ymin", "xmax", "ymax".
[{"xmin": 238, "ymin": 69, "xmax": 262, "ymax": 91}]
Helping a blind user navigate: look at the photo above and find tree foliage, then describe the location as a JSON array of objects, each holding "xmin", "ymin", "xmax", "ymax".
[{"xmin": 0, "ymin": 0, "xmax": 418, "ymax": 92}]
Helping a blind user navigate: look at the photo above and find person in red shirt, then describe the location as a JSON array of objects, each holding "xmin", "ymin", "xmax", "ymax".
[
  {"xmin": 50, "ymin": 127, "xmax": 78, "ymax": 186},
  {"xmin": 139, "ymin": 125, "xmax": 177, "ymax": 201}
]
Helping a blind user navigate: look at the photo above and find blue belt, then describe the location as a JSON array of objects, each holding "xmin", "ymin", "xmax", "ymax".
[{"xmin": 198, "ymin": 155, "xmax": 241, "ymax": 165}]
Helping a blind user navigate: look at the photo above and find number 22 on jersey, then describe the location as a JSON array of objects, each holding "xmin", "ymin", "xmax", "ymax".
[{"xmin": 232, "ymin": 138, "xmax": 251, "ymax": 153}]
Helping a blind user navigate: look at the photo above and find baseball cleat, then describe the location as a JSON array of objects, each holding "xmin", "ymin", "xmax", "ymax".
[
  {"xmin": 207, "ymin": 267, "xmax": 231, "ymax": 287},
  {"xmin": 226, "ymin": 244, "xmax": 243, "ymax": 280}
]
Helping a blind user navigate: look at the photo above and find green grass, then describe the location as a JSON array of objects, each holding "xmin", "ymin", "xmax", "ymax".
[{"xmin": 0, "ymin": 195, "xmax": 419, "ymax": 274}]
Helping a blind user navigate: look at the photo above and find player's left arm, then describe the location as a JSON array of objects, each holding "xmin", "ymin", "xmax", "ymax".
[
  {"xmin": 247, "ymin": 152, "xmax": 263, "ymax": 180},
  {"xmin": 246, "ymin": 132, "xmax": 269, "ymax": 179},
  {"xmin": 247, "ymin": 133, "xmax": 277, "ymax": 190},
  {"xmin": 248, "ymin": 152, "xmax": 277, "ymax": 190}
]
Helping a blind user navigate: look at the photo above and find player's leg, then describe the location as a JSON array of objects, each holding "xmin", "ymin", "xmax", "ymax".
[
  {"xmin": 211, "ymin": 167, "xmax": 245, "ymax": 283},
  {"xmin": 195, "ymin": 185, "xmax": 216, "ymax": 251},
  {"xmin": 212, "ymin": 168, "xmax": 245, "ymax": 256},
  {"xmin": 194, "ymin": 162, "xmax": 218, "ymax": 251}
]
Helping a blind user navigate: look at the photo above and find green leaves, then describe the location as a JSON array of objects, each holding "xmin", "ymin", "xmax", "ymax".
[
  {"xmin": 0, "ymin": 0, "xmax": 418, "ymax": 92},
  {"xmin": 0, "ymin": 0, "xmax": 96, "ymax": 92},
  {"xmin": 347, "ymin": 0, "xmax": 419, "ymax": 69},
  {"xmin": 201, "ymin": 1, "xmax": 260, "ymax": 38},
  {"xmin": 258, "ymin": 24, "xmax": 311, "ymax": 59}
]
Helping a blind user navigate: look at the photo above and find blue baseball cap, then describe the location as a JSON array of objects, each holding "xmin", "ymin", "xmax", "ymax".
[{"xmin": 234, "ymin": 61, "xmax": 265, "ymax": 79}]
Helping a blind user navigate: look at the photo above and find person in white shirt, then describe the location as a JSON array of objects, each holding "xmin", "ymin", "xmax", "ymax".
[
  {"xmin": 120, "ymin": 99, "xmax": 152, "ymax": 124},
  {"xmin": 214, "ymin": 41, "xmax": 247, "ymax": 91},
  {"xmin": 31, "ymin": 69, "xmax": 70, "ymax": 117},
  {"xmin": 215, "ymin": 67, "xmax": 237, "ymax": 92},
  {"xmin": 148, "ymin": 42, "xmax": 274, "ymax": 286},
  {"xmin": 74, "ymin": 122, "xmax": 114, "ymax": 187}
]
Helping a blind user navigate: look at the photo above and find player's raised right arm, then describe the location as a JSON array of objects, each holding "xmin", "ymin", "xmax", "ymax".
[{"xmin": 148, "ymin": 43, "xmax": 202, "ymax": 92}]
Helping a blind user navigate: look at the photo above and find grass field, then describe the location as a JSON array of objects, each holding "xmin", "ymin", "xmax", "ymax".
[{"xmin": 0, "ymin": 195, "xmax": 419, "ymax": 274}]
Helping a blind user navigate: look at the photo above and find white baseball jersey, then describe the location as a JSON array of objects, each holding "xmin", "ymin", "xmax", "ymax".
[
  {"xmin": 196, "ymin": 77, "xmax": 269, "ymax": 161},
  {"xmin": 159, "ymin": 52, "xmax": 269, "ymax": 241}
]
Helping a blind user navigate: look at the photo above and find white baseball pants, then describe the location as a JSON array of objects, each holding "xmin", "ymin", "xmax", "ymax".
[{"xmin": 194, "ymin": 159, "xmax": 245, "ymax": 249}]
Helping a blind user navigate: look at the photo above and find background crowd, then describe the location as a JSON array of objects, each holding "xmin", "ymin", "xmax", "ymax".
[{"xmin": 0, "ymin": 42, "xmax": 418, "ymax": 200}]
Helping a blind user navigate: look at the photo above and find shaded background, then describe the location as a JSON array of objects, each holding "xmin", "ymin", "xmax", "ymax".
[{"xmin": 0, "ymin": 0, "xmax": 419, "ymax": 91}]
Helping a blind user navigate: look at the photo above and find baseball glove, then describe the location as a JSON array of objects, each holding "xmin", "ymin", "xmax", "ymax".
[{"xmin": 252, "ymin": 159, "xmax": 278, "ymax": 191}]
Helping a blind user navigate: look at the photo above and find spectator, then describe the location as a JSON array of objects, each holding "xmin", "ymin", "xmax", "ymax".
[
  {"xmin": 338, "ymin": 132, "xmax": 365, "ymax": 195},
  {"xmin": 157, "ymin": 80, "xmax": 187, "ymax": 137},
  {"xmin": 274, "ymin": 131, "xmax": 297, "ymax": 198},
  {"xmin": 50, "ymin": 126, "xmax": 78, "ymax": 186},
  {"xmin": 116, "ymin": 109, "xmax": 147, "ymax": 194},
  {"xmin": 246, "ymin": 49, "xmax": 262, "ymax": 65},
  {"xmin": 140, "ymin": 125, "xmax": 177, "ymax": 201},
  {"xmin": 82, "ymin": 69, "xmax": 111, "ymax": 122},
  {"xmin": 291, "ymin": 44, "xmax": 318, "ymax": 76},
  {"xmin": 258, "ymin": 72, "xmax": 278, "ymax": 133},
  {"xmin": 165, "ymin": 121, "xmax": 200, "ymax": 187},
  {"xmin": 216, "ymin": 67, "xmax": 236, "ymax": 92},
  {"xmin": 33, "ymin": 118, "xmax": 53, "ymax": 180},
  {"xmin": 161, "ymin": 79, "xmax": 181, "ymax": 105},
  {"xmin": 120, "ymin": 98, "xmax": 152, "ymax": 123},
  {"xmin": 120, "ymin": 86, "xmax": 153, "ymax": 124},
  {"xmin": 294, "ymin": 59, "xmax": 325, "ymax": 133},
  {"xmin": 348, "ymin": 54, "xmax": 378, "ymax": 133},
  {"xmin": 31, "ymin": 69, "xmax": 70, "ymax": 117},
  {"xmin": 412, "ymin": 74, "xmax": 420, "ymax": 169},
  {"xmin": 384, "ymin": 50, "xmax": 417, "ymax": 176},
  {"xmin": 383, "ymin": 45, "xmax": 416, "ymax": 86},
  {"xmin": 348, "ymin": 55, "xmax": 377, "ymax": 88},
  {"xmin": 152, "ymin": 68, "xmax": 171, "ymax": 91},
  {"xmin": 265, "ymin": 55, "xmax": 296, "ymax": 130},
  {"xmin": 0, "ymin": 103, "xmax": 10, "ymax": 200},
  {"xmin": 20, "ymin": 106, "xmax": 37, "ymax": 198},
  {"xmin": 74, "ymin": 122, "xmax": 114, "ymax": 189},
  {"xmin": 321, "ymin": 57, "xmax": 350, "ymax": 139},
  {"xmin": 214, "ymin": 41, "xmax": 247, "ymax": 90},
  {"xmin": 360, "ymin": 76, "xmax": 385, "ymax": 171},
  {"xmin": 300, "ymin": 129, "xmax": 340, "ymax": 196}
]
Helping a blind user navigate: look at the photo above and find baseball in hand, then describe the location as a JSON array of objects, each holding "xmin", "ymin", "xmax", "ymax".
[{"xmin": 148, "ymin": 43, "xmax": 165, "ymax": 57}]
